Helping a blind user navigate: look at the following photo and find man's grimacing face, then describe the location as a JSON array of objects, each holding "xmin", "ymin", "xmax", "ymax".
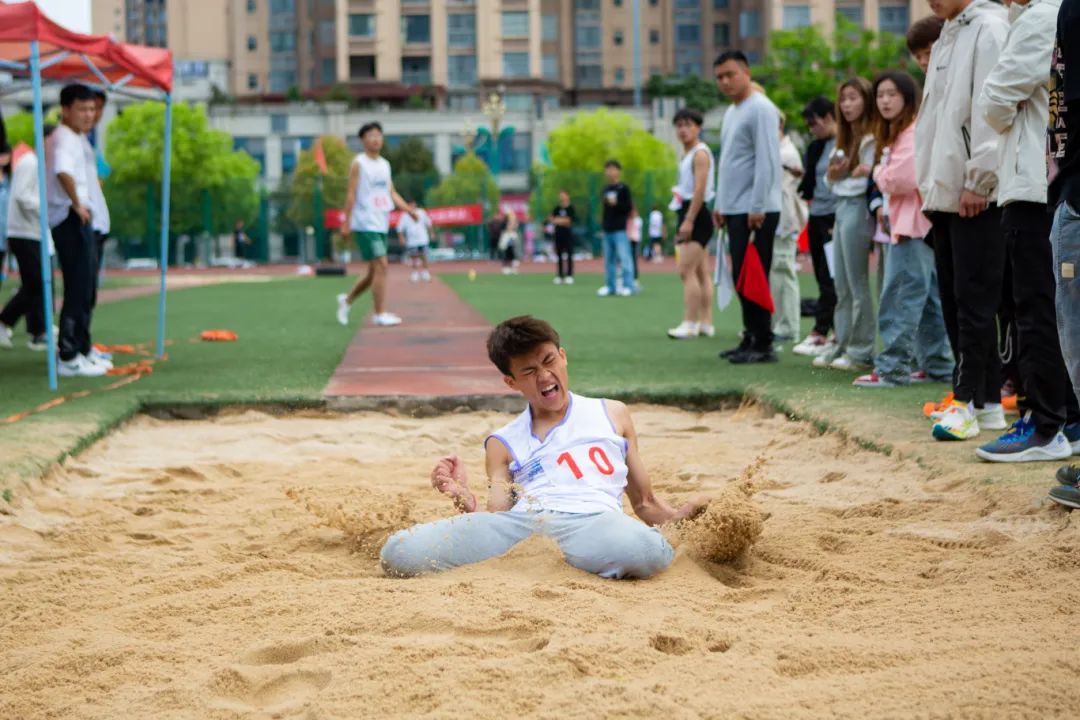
[{"xmin": 504, "ymin": 342, "xmax": 571, "ymax": 413}]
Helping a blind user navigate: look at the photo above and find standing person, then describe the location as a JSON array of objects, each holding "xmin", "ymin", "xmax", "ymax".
[
  {"xmin": 233, "ymin": 220, "xmax": 252, "ymax": 261},
  {"xmin": 811, "ymin": 78, "xmax": 876, "ymax": 372},
  {"xmin": 773, "ymin": 115, "xmax": 807, "ymax": 345},
  {"xmin": 906, "ymin": 15, "xmax": 946, "ymax": 75},
  {"xmin": 915, "ymin": 0, "xmax": 1009, "ymax": 441},
  {"xmin": 48, "ymin": 84, "xmax": 108, "ymax": 378},
  {"xmin": 598, "ymin": 160, "xmax": 635, "ymax": 297},
  {"xmin": 398, "ymin": 199, "xmax": 433, "ymax": 283},
  {"xmin": 627, "ymin": 209, "xmax": 643, "ymax": 289},
  {"xmin": 88, "ymin": 90, "xmax": 110, "ymax": 307},
  {"xmin": 0, "ymin": 108, "xmax": 10, "ymax": 299},
  {"xmin": 712, "ymin": 51, "xmax": 782, "ymax": 364},
  {"xmin": 550, "ymin": 189, "xmax": 576, "ymax": 285},
  {"xmin": 486, "ymin": 210, "xmax": 506, "ymax": 262},
  {"xmin": 499, "ymin": 208, "xmax": 521, "ymax": 275},
  {"xmin": 336, "ymin": 122, "xmax": 417, "ymax": 328},
  {"xmin": 1048, "ymin": 0, "xmax": 1080, "ymax": 506},
  {"xmin": 647, "ymin": 206, "xmax": 664, "ymax": 262},
  {"xmin": 975, "ymin": 0, "xmax": 1074, "ymax": 462},
  {"xmin": 0, "ymin": 129, "xmax": 55, "ymax": 351},
  {"xmin": 854, "ymin": 71, "xmax": 953, "ymax": 389},
  {"xmin": 666, "ymin": 108, "xmax": 716, "ymax": 339},
  {"xmin": 792, "ymin": 97, "xmax": 839, "ymax": 357}
]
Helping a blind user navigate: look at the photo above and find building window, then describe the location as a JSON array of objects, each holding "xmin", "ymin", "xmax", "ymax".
[
  {"xmin": 675, "ymin": 0, "xmax": 699, "ymax": 6},
  {"xmin": 349, "ymin": 14, "xmax": 374, "ymax": 37},
  {"xmin": 502, "ymin": 11, "xmax": 529, "ymax": 37},
  {"xmin": 614, "ymin": 0, "xmax": 623, "ymax": 5},
  {"xmin": 542, "ymin": 53, "xmax": 558, "ymax": 80},
  {"xmin": 402, "ymin": 15, "xmax": 431, "ymax": 44},
  {"xmin": 247, "ymin": 35, "xmax": 257, "ymax": 51},
  {"xmin": 649, "ymin": 29, "xmax": 660, "ymax": 44},
  {"xmin": 714, "ymin": 23, "xmax": 730, "ymax": 47},
  {"xmin": 576, "ymin": 26, "xmax": 601, "ymax": 48},
  {"xmin": 575, "ymin": 0, "xmax": 600, "ymax": 8},
  {"xmin": 614, "ymin": 30, "xmax": 623, "ymax": 45},
  {"xmin": 614, "ymin": 67, "xmax": 625, "ymax": 84},
  {"xmin": 247, "ymin": 73, "xmax": 258, "ymax": 89},
  {"xmin": 270, "ymin": 32, "xmax": 295, "ymax": 51},
  {"xmin": 714, "ymin": 0, "xmax": 728, "ymax": 8},
  {"xmin": 499, "ymin": 131, "xmax": 531, "ymax": 172},
  {"xmin": 402, "ymin": 57, "xmax": 432, "ymax": 84},
  {"xmin": 738, "ymin": 10, "xmax": 761, "ymax": 38},
  {"xmin": 576, "ymin": 64, "xmax": 602, "ymax": 87},
  {"xmin": 676, "ymin": 24, "xmax": 700, "ymax": 44},
  {"xmin": 783, "ymin": 5, "xmax": 811, "ymax": 29},
  {"xmin": 321, "ymin": 58, "xmax": 336, "ymax": 85},
  {"xmin": 269, "ymin": 0, "xmax": 293, "ymax": 12},
  {"xmin": 649, "ymin": 0, "xmax": 658, "ymax": 5},
  {"xmin": 349, "ymin": 55, "xmax": 376, "ymax": 80},
  {"xmin": 247, "ymin": 0, "xmax": 256, "ymax": 13},
  {"xmin": 836, "ymin": 5, "xmax": 864, "ymax": 26},
  {"xmin": 505, "ymin": 94, "xmax": 533, "ymax": 111},
  {"xmin": 269, "ymin": 71, "xmax": 296, "ymax": 93},
  {"xmin": 448, "ymin": 13, "xmax": 476, "ymax": 47},
  {"xmin": 319, "ymin": 19, "xmax": 335, "ymax": 44},
  {"xmin": 503, "ymin": 52, "xmax": 530, "ymax": 78},
  {"xmin": 448, "ymin": 54, "xmax": 477, "ymax": 86},
  {"xmin": 270, "ymin": 113, "xmax": 288, "ymax": 133},
  {"xmin": 541, "ymin": 15, "xmax": 558, "ymax": 41},
  {"xmin": 879, "ymin": 4, "xmax": 909, "ymax": 34},
  {"xmin": 745, "ymin": 50, "xmax": 760, "ymax": 64},
  {"xmin": 448, "ymin": 94, "xmax": 479, "ymax": 111}
]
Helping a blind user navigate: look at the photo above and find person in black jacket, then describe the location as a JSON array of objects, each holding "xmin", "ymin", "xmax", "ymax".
[{"xmin": 792, "ymin": 97, "xmax": 839, "ymax": 357}]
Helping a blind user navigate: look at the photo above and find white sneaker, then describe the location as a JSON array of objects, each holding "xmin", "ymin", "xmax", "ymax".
[
  {"xmin": 976, "ymin": 403, "xmax": 1008, "ymax": 431},
  {"xmin": 617, "ymin": 287, "xmax": 633, "ymax": 297},
  {"xmin": 420, "ymin": 270, "xmax": 431, "ymax": 281},
  {"xmin": 597, "ymin": 286, "xmax": 611, "ymax": 297},
  {"xmin": 373, "ymin": 312, "xmax": 402, "ymax": 327},
  {"xmin": 410, "ymin": 271, "xmax": 420, "ymax": 283},
  {"xmin": 667, "ymin": 321, "xmax": 699, "ymax": 339},
  {"xmin": 792, "ymin": 332, "xmax": 830, "ymax": 356},
  {"xmin": 564, "ymin": 276, "xmax": 574, "ymax": 285},
  {"xmin": 58, "ymin": 354, "xmax": 108, "ymax": 378},
  {"xmin": 932, "ymin": 401, "xmax": 980, "ymax": 441},
  {"xmin": 830, "ymin": 356, "xmax": 856, "ymax": 371},
  {"xmin": 27, "ymin": 336, "xmax": 48, "ymax": 352},
  {"xmin": 0, "ymin": 323, "xmax": 12, "ymax": 349},
  {"xmin": 698, "ymin": 324, "xmax": 715, "ymax": 338},
  {"xmin": 87, "ymin": 349, "xmax": 113, "ymax": 370},
  {"xmin": 336, "ymin": 293, "xmax": 350, "ymax": 326},
  {"xmin": 502, "ymin": 267, "xmax": 513, "ymax": 275},
  {"xmin": 553, "ymin": 276, "xmax": 564, "ymax": 285}
]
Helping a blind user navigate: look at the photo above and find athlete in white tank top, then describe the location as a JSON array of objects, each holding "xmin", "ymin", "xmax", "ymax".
[
  {"xmin": 676, "ymin": 141, "xmax": 715, "ymax": 206},
  {"xmin": 350, "ymin": 153, "xmax": 394, "ymax": 233}
]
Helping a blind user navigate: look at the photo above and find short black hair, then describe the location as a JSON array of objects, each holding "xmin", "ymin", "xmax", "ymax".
[
  {"xmin": 802, "ymin": 96, "xmax": 835, "ymax": 123},
  {"xmin": 672, "ymin": 108, "xmax": 704, "ymax": 126},
  {"xmin": 714, "ymin": 50, "xmax": 749, "ymax": 68},
  {"xmin": 43, "ymin": 123, "xmax": 57, "ymax": 137},
  {"xmin": 92, "ymin": 89, "xmax": 107, "ymax": 104},
  {"xmin": 486, "ymin": 316, "xmax": 561, "ymax": 376},
  {"xmin": 906, "ymin": 16, "xmax": 944, "ymax": 53},
  {"xmin": 59, "ymin": 83, "xmax": 95, "ymax": 107},
  {"xmin": 358, "ymin": 121, "xmax": 383, "ymax": 138},
  {"xmin": 604, "ymin": 159, "xmax": 621, "ymax": 170}
]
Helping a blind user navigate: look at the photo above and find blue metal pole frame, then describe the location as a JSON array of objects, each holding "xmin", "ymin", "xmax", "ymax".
[
  {"xmin": 29, "ymin": 41, "xmax": 58, "ymax": 391},
  {"xmin": 156, "ymin": 92, "xmax": 173, "ymax": 358},
  {"xmin": 632, "ymin": 0, "xmax": 642, "ymax": 107}
]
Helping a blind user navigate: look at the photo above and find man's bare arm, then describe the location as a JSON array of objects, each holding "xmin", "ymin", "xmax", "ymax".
[
  {"xmin": 484, "ymin": 438, "xmax": 515, "ymax": 512},
  {"xmin": 609, "ymin": 400, "xmax": 709, "ymax": 526},
  {"xmin": 58, "ymin": 173, "xmax": 90, "ymax": 224},
  {"xmin": 390, "ymin": 183, "xmax": 418, "ymax": 219},
  {"xmin": 342, "ymin": 160, "xmax": 359, "ymax": 225}
]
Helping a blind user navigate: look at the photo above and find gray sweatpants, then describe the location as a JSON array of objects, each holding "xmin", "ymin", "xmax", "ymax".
[{"xmin": 380, "ymin": 510, "xmax": 674, "ymax": 579}]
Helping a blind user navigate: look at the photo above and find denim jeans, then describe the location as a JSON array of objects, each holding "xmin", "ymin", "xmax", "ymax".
[
  {"xmin": 874, "ymin": 237, "xmax": 953, "ymax": 384},
  {"xmin": 830, "ymin": 197, "xmax": 876, "ymax": 364},
  {"xmin": 603, "ymin": 230, "xmax": 634, "ymax": 294},
  {"xmin": 1052, "ymin": 201, "xmax": 1080, "ymax": 410},
  {"xmin": 380, "ymin": 509, "xmax": 674, "ymax": 580}
]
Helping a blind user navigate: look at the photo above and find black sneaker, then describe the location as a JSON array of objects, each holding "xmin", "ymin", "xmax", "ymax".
[
  {"xmin": 728, "ymin": 347, "xmax": 778, "ymax": 365},
  {"xmin": 1055, "ymin": 465, "xmax": 1080, "ymax": 487},
  {"xmin": 719, "ymin": 336, "xmax": 752, "ymax": 359},
  {"xmin": 1049, "ymin": 483, "xmax": 1080, "ymax": 509}
]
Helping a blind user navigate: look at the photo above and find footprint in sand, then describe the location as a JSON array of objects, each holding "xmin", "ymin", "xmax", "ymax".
[
  {"xmin": 649, "ymin": 633, "xmax": 695, "ymax": 656},
  {"xmin": 211, "ymin": 639, "xmax": 332, "ymax": 712},
  {"xmin": 241, "ymin": 638, "xmax": 322, "ymax": 666}
]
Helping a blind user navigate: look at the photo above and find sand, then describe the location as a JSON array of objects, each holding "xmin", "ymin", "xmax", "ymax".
[{"xmin": 2, "ymin": 404, "xmax": 1078, "ymax": 719}]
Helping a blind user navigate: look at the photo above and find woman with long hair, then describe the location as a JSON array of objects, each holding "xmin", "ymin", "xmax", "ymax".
[
  {"xmin": 854, "ymin": 71, "xmax": 952, "ymax": 388},
  {"xmin": 813, "ymin": 77, "xmax": 876, "ymax": 371}
]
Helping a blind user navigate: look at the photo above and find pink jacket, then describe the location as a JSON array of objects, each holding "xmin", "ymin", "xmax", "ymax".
[{"xmin": 872, "ymin": 123, "xmax": 932, "ymax": 241}]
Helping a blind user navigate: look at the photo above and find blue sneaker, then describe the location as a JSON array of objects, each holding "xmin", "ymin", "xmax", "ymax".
[
  {"xmin": 1063, "ymin": 423, "xmax": 1080, "ymax": 455},
  {"xmin": 975, "ymin": 414, "xmax": 1072, "ymax": 463}
]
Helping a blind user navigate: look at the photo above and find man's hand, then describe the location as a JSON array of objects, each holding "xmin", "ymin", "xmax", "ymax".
[
  {"xmin": 712, "ymin": 211, "xmax": 725, "ymax": 228},
  {"xmin": 748, "ymin": 212, "xmax": 765, "ymax": 230},
  {"xmin": 74, "ymin": 204, "xmax": 91, "ymax": 225},
  {"xmin": 671, "ymin": 494, "xmax": 712, "ymax": 523},
  {"xmin": 431, "ymin": 455, "xmax": 477, "ymax": 513},
  {"xmin": 959, "ymin": 190, "xmax": 989, "ymax": 218},
  {"xmin": 826, "ymin": 157, "xmax": 847, "ymax": 182},
  {"xmin": 677, "ymin": 219, "xmax": 693, "ymax": 242}
]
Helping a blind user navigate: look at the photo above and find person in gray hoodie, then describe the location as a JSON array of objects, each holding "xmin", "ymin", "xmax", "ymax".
[{"xmin": 915, "ymin": 0, "xmax": 1009, "ymax": 442}]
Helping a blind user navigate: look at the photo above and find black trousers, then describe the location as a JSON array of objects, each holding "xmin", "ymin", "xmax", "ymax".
[
  {"xmin": 727, "ymin": 212, "xmax": 780, "ymax": 349},
  {"xmin": 807, "ymin": 213, "xmax": 837, "ymax": 336},
  {"xmin": 91, "ymin": 230, "xmax": 107, "ymax": 309},
  {"xmin": 0, "ymin": 237, "xmax": 48, "ymax": 338},
  {"xmin": 630, "ymin": 240, "xmax": 640, "ymax": 280},
  {"xmin": 555, "ymin": 234, "xmax": 574, "ymax": 278},
  {"xmin": 1002, "ymin": 201, "xmax": 1080, "ymax": 435},
  {"xmin": 53, "ymin": 210, "xmax": 96, "ymax": 362},
  {"xmin": 928, "ymin": 208, "xmax": 1006, "ymax": 407}
]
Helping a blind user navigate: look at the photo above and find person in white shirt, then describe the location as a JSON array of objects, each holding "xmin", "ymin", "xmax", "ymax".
[
  {"xmin": 397, "ymin": 199, "xmax": 433, "ymax": 283},
  {"xmin": 47, "ymin": 84, "xmax": 108, "ymax": 378},
  {"xmin": 0, "ymin": 128, "xmax": 55, "ymax": 351},
  {"xmin": 379, "ymin": 315, "xmax": 710, "ymax": 579},
  {"xmin": 647, "ymin": 207, "xmax": 664, "ymax": 262},
  {"xmin": 88, "ymin": 89, "xmax": 111, "ymax": 310},
  {"xmin": 336, "ymin": 122, "xmax": 417, "ymax": 327},
  {"xmin": 774, "ymin": 117, "xmax": 808, "ymax": 344}
]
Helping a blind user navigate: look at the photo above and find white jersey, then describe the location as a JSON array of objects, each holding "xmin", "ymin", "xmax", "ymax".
[
  {"xmin": 486, "ymin": 393, "xmax": 629, "ymax": 515},
  {"xmin": 648, "ymin": 210, "xmax": 663, "ymax": 239},
  {"xmin": 397, "ymin": 208, "xmax": 432, "ymax": 248},
  {"xmin": 350, "ymin": 153, "xmax": 393, "ymax": 233},
  {"xmin": 675, "ymin": 141, "xmax": 715, "ymax": 206}
]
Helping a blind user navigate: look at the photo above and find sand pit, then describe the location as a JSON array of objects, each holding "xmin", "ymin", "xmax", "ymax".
[{"xmin": 2, "ymin": 404, "xmax": 1079, "ymax": 719}]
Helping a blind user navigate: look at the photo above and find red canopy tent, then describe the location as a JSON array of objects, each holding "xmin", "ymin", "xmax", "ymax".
[{"xmin": 0, "ymin": 1, "xmax": 174, "ymax": 390}]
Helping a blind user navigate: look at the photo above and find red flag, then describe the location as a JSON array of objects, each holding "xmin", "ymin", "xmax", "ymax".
[
  {"xmin": 796, "ymin": 222, "xmax": 809, "ymax": 253},
  {"xmin": 736, "ymin": 241, "xmax": 775, "ymax": 313},
  {"xmin": 312, "ymin": 137, "xmax": 328, "ymax": 175}
]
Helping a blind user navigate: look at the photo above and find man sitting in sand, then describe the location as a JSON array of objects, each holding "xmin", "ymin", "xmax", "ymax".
[{"xmin": 380, "ymin": 316, "xmax": 709, "ymax": 579}]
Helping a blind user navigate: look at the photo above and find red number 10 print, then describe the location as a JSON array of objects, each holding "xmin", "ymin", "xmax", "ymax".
[{"xmin": 557, "ymin": 446, "xmax": 615, "ymax": 479}]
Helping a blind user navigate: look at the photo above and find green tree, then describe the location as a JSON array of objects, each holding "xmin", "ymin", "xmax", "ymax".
[
  {"xmin": 3, "ymin": 110, "xmax": 60, "ymax": 148},
  {"xmin": 532, "ymin": 107, "xmax": 677, "ymax": 228},
  {"xmin": 103, "ymin": 102, "xmax": 260, "ymax": 243},
  {"xmin": 428, "ymin": 152, "xmax": 499, "ymax": 212},
  {"xmin": 383, "ymin": 136, "xmax": 440, "ymax": 205},
  {"xmin": 757, "ymin": 18, "xmax": 913, "ymax": 131},
  {"xmin": 645, "ymin": 74, "xmax": 721, "ymax": 112},
  {"xmin": 284, "ymin": 135, "xmax": 353, "ymax": 231}
]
